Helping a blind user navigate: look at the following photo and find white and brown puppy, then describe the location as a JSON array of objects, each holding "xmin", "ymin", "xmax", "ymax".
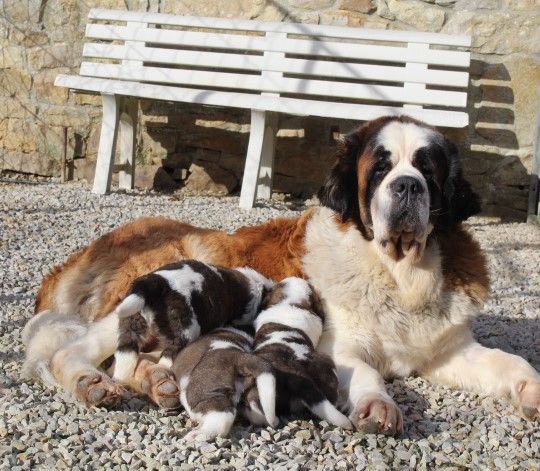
[
  {"xmin": 172, "ymin": 327, "xmax": 277, "ymax": 441},
  {"xmin": 242, "ymin": 277, "xmax": 352, "ymax": 429},
  {"xmin": 112, "ymin": 260, "xmax": 273, "ymax": 384}
]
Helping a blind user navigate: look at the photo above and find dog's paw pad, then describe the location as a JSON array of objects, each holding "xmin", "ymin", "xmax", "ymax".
[{"xmin": 350, "ymin": 393, "xmax": 403, "ymax": 436}]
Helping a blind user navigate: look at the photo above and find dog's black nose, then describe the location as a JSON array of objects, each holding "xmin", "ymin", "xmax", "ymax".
[{"xmin": 390, "ymin": 176, "xmax": 424, "ymax": 200}]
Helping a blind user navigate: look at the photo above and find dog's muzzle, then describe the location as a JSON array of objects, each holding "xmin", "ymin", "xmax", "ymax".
[{"xmin": 381, "ymin": 176, "xmax": 431, "ymax": 262}]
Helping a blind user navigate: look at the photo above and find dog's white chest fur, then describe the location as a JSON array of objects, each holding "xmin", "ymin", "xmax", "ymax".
[{"xmin": 303, "ymin": 208, "xmax": 478, "ymax": 377}]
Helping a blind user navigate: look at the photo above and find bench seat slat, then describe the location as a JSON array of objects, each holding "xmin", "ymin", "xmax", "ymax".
[
  {"xmin": 79, "ymin": 62, "xmax": 467, "ymax": 108},
  {"xmin": 55, "ymin": 74, "xmax": 469, "ymax": 128},
  {"xmin": 85, "ymin": 24, "xmax": 471, "ymax": 67},
  {"xmin": 83, "ymin": 43, "xmax": 469, "ymax": 88},
  {"xmin": 88, "ymin": 8, "xmax": 471, "ymax": 47}
]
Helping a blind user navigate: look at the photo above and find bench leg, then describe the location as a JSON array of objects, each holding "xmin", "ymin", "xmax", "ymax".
[
  {"xmin": 92, "ymin": 94, "xmax": 120, "ymax": 194},
  {"xmin": 118, "ymin": 99, "xmax": 138, "ymax": 190},
  {"xmin": 257, "ymin": 112, "xmax": 278, "ymax": 200},
  {"xmin": 239, "ymin": 110, "xmax": 277, "ymax": 209}
]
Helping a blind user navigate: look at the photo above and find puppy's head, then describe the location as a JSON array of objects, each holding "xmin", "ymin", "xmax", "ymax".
[{"xmin": 318, "ymin": 116, "xmax": 480, "ymax": 263}]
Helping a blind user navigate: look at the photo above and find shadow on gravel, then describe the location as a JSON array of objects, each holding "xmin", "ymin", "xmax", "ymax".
[
  {"xmin": 0, "ymin": 293, "xmax": 35, "ymax": 303},
  {"xmin": 473, "ymin": 315, "xmax": 540, "ymax": 369},
  {"xmin": 0, "ymin": 350, "xmax": 24, "ymax": 363}
]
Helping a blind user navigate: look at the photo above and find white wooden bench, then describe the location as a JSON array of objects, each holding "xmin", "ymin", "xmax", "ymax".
[{"xmin": 55, "ymin": 8, "xmax": 471, "ymax": 209}]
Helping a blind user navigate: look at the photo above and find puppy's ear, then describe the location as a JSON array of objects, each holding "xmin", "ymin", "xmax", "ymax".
[
  {"xmin": 443, "ymin": 139, "xmax": 481, "ymax": 226},
  {"xmin": 317, "ymin": 131, "xmax": 363, "ymax": 223}
]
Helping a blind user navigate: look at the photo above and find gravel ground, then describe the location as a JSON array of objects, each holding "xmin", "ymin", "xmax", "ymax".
[{"xmin": 1, "ymin": 180, "xmax": 539, "ymax": 470}]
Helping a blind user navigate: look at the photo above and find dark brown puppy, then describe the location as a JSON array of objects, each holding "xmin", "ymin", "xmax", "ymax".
[
  {"xmin": 241, "ymin": 277, "xmax": 352, "ymax": 429},
  {"xmin": 172, "ymin": 327, "xmax": 277, "ymax": 441},
  {"xmin": 112, "ymin": 260, "xmax": 273, "ymax": 385}
]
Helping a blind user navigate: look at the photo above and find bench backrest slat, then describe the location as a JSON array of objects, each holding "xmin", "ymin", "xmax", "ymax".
[
  {"xmin": 83, "ymin": 43, "xmax": 468, "ymax": 88},
  {"xmin": 85, "ymin": 23, "xmax": 470, "ymax": 67},
  {"xmin": 79, "ymin": 62, "xmax": 467, "ymax": 108},
  {"xmin": 88, "ymin": 8, "xmax": 471, "ymax": 47}
]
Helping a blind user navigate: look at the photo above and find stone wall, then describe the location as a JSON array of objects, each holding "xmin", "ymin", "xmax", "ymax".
[{"xmin": 1, "ymin": 0, "xmax": 539, "ymax": 219}]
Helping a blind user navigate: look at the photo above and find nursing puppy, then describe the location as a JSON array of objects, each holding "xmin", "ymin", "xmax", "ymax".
[
  {"xmin": 112, "ymin": 260, "xmax": 273, "ymax": 384},
  {"xmin": 242, "ymin": 277, "xmax": 352, "ymax": 429},
  {"xmin": 173, "ymin": 327, "xmax": 277, "ymax": 441}
]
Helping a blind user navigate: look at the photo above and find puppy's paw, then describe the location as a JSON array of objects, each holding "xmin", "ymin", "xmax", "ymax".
[
  {"xmin": 76, "ymin": 372, "xmax": 126, "ymax": 408},
  {"xmin": 516, "ymin": 379, "xmax": 540, "ymax": 421},
  {"xmin": 142, "ymin": 365, "xmax": 180, "ymax": 410},
  {"xmin": 184, "ymin": 429, "xmax": 215, "ymax": 443},
  {"xmin": 350, "ymin": 393, "xmax": 403, "ymax": 436}
]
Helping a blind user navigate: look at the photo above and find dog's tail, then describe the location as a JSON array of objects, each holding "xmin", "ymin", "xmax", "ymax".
[
  {"xmin": 238, "ymin": 353, "xmax": 277, "ymax": 427},
  {"xmin": 22, "ymin": 310, "xmax": 87, "ymax": 387},
  {"xmin": 287, "ymin": 374, "xmax": 353, "ymax": 429},
  {"xmin": 113, "ymin": 293, "xmax": 145, "ymax": 319}
]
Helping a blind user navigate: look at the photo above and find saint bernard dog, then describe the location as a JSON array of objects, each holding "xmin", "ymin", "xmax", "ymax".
[{"xmin": 24, "ymin": 116, "xmax": 539, "ymax": 435}]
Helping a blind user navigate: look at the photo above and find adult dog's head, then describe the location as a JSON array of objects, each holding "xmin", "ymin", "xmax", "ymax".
[{"xmin": 318, "ymin": 116, "xmax": 480, "ymax": 263}]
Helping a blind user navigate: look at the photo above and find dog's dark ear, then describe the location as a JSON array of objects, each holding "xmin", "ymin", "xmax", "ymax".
[
  {"xmin": 317, "ymin": 132, "xmax": 361, "ymax": 222},
  {"xmin": 442, "ymin": 139, "xmax": 481, "ymax": 226}
]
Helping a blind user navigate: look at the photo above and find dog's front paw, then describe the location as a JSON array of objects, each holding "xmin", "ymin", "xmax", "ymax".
[
  {"xmin": 76, "ymin": 372, "xmax": 126, "ymax": 408},
  {"xmin": 350, "ymin": 393, "xmax": 403, "ymax": 435},
  {"xmin": 516, "ymin": 379, "xmax": 540, "ymax": 421}
]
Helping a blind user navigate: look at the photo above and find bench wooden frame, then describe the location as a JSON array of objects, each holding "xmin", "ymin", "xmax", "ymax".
[{"xmin": 55, "ymin": 9, "xmax": 471, "ymax": 208}]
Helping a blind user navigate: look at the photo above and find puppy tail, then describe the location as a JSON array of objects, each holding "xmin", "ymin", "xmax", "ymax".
[
  {"xmin": 256, "ymin": 372, "xmax": 277, "ymax": 428},
  {"xmin": 114, "ymin": 294, "xmax": 145, "ymax": 319},
  {"xmin": 238, "ymin": 354, "xmax": 277, "ymax": 427}
]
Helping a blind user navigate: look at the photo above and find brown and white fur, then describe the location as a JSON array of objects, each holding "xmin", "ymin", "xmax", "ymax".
[
  {"xmin": 241, "ymin": 277, "xmax": 352, "ymax": 429},
  {"xmin": 26, "ymin": 116, "xmax": 540, "ymax": 433},
  {"xmin": 173, "ymin": 327, "xmax": 277, "ymax": 441},
  {"xmin": 112, "ymin": 260, "xmax": 272, "ymax": 386}
]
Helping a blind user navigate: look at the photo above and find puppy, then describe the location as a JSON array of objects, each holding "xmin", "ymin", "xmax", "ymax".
[
  {"xmin": 241, "ymin": 277, "xmax": 352, "ymax": 429},
  {"xmin": 172, "ymin": 327, "xmax": 277, "ymax": 441},
  {"xmin": 112, "ymin": 260, "xmax": 273, "ymax": 384}
]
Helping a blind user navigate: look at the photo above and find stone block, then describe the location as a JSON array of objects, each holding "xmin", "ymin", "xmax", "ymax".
[
  {"xmin": 184, "ymin": 163, "xmax": 238, "ymax": 195},
  {"xmin": 0, "ymin": 98, "xmax": 37, "ymax": 120},
  {"xmin": 3, "ymin": 119, "xmax": 38, "ymax": 153},
  {"xmin": 28, "ymin": 43, "xmax": 78, "ymax": 70},
  {"xmin": 502, "ymin": 0, "xmax": 540, "ymax": 9},
  {"xmin": 320, "ymin": 10, "xmax": 350, "ymax": 26},
  {"xmin": 387, "ymin": 0, "xmax": 446, "ymax": 31},
  {"xmin": 141, "ymin": 130, "xmax": 178, "ymax": 163},
  {"xmin": 40, "ymin": 105, "xmax": 93, "ymax": 128},
  {"xmin": 0, "ymin": 46, "xmax": 25, "ymax": 69},
  {"xmin": 36, "ymin": 124, "xmax": 68, "ymax": 160},
  {"xmin": 34, "ymin": 69, "xmax": 70, "ymax": 105},
  {"xmin": 336, "ymin": 0, "xmax": 376, "ymax": 13},
  {"xmin": 455, "ymin": 0, "xmax": 501, "ymax": 9},
  {"xmin": 21, "ymin": 31, "xmax": 49, "ymax": 48},
  {"xmin": 75, "ymin": 93, "xmax": 102, "ymax": 106},
  {"xmin": 504, "ymin": 55, "xmax": 540, "ymax": 148},
  {"xmin": 1, "ymin": 1, "xmax": 31, "ymax": 22},
  {"xmin": 0, "ymin": 151, "xmax": 59, "ymax": 176},
  {"xmin": 443, "ymin": 11, "xmax": 540, "ymax": 54},
  {"xmin": 161, "ymin": 0, "xmax": 268, "ymax": 18},
  {"xmin": 0, "ymin": 70, "xmax": 32, "ymax": 97},
  {"xmin": 288, "ymin": 0, "xmax": 335, "ymax": 9}
]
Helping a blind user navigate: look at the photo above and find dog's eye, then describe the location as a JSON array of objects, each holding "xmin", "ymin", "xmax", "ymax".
[
  {"xmin": 422, "ymin": 164, "xmax": 434, "ymax": 177},
  {"xmin": 373, "ymin": 162, "xmax": 390, "ymax": 176}
]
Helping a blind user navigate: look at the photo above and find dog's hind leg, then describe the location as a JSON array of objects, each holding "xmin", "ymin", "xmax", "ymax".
[
  {"xmin": 184, "ymin": 396, "xmax": 237, "ymax": 442},
  {"xmin": 50, "ymin": 313, "xmax": 126, "ymax": 407},
  {"xmin": 113, "ymin": 314, "xmax": 147, "ymax": 383},
  {"xmin": 289, "ymin": 375, "xmax": 352, "ymax": 429}
]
